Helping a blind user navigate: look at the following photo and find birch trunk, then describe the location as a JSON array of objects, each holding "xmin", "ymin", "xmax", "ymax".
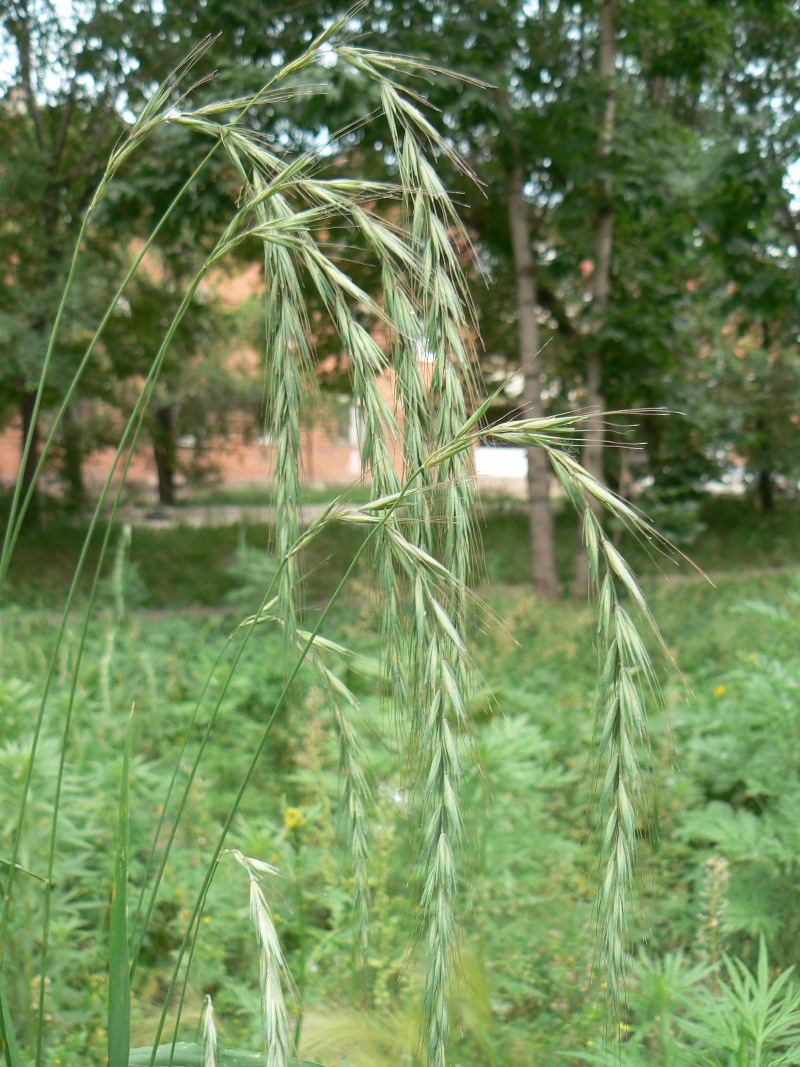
[
  {"xmin": 574, "ymin": 0, "xmax": 618, "ymax": 596},
  {"xmin": 506, "ymin": 165, "xmax": 559, "ymax": 601}
]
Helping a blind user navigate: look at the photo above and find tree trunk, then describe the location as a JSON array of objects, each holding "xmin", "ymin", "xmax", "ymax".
[
  {"xmin": 19, "ymin": 390, "xmax": 40, "ymax": 524},
  {"xmin": 574, "ymin": 0, "xmax": 618, "ymax": 597},
  {"xmin": 758, "ymin": 469, "xmax": 774, "ymax": 514},
  {"xmin": 61, "ymin": 403, "xmax": 87, "ymax": 511},
  {"xmin": 506, "ymin": 164, "xmax": 559, "ymax": 601},
  {"xmin": 152, "ymin": 405, "xmax": 177, "ymax": 505}
]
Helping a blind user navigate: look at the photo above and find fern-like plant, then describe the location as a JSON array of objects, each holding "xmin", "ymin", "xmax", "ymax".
[{"xmin": 0, "ymin": 16, "xmax": 680, "ymax": 1067}]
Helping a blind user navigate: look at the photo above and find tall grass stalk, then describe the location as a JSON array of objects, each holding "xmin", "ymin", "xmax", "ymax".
[{"xmin": 0, "ymin": 19, "xmax": 681, "ymax": 1067}]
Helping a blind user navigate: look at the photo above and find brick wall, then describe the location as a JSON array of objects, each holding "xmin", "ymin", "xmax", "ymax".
[
  {"xmin": 0, "ymin": 417, "xmax": 365, "ymax": 498},
  {"xmin": 0, "ymin": 371, "xmax": 532, "ymax": 500}
]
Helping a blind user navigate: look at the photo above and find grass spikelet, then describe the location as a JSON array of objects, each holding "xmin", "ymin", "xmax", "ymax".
[
  {"xmin": 537, "ymin": 434, "xmax": 677, "ymax": 1016},
  {"xmin": 409, "ymin": 566, "xmax": 471, "ymax": 1067},
  {"xmin": 202, "ymin": 995, "xmax": 217, "ymax": 1067},
  {"xmin": 320, "ymin": 667, "xmax": 373, "ymax": 963},
  {"xmin": 231, "ymin": 852, "xmax": 293, "ymax": 1067},
  {"xmin": 256, "ymin": 191, "xmax": 311, "ymax": 645},
  {"xmin": 475, "ymin": 413, "xmax": 684, "ymax": 1016}
]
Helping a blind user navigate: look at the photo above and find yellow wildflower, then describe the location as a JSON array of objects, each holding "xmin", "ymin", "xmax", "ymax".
[{"xmin": 284, "ymin": 807, "xmax": 306, "ymax": 831}]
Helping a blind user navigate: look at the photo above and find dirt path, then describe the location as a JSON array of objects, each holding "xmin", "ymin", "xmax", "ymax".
[
  {"xmin": 644, "ymin": 563, "xmax": 799, "ymax": 588},
  {"xmin": 124, "ymin": 499, "xmax": 528, "ymax": 529},
  {"xmin": 125, "ymin": 503, "xmax": 332, "ymax": 529}
]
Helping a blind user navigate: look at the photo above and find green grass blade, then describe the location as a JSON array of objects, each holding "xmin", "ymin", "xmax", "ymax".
[
  {"xmin": 0, "ymin": 974, "xmax": 20, "ymax": 1067},
  {"xmin": 109, "ymin": 708, "xmax": 134, "ymax": 1067}
]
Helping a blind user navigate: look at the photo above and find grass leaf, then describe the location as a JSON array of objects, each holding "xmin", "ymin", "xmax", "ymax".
[
  {"xmin": 109, "ymin": 707, "xmax": 134, "ymax": 1067},
  {"xmin": 0, "ymin": 975, "xmax": 20, "ymax": 1067}
]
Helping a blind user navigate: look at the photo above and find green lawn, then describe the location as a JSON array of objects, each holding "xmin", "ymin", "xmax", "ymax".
[{"xmin": 6, "ymin": 494, "xmax": 799, "ymax": 607}]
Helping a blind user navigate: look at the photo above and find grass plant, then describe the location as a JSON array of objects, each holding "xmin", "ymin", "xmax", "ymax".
[{"xmin": 3, "ymin": 16, "xmax": 800, "ymax": 1067}]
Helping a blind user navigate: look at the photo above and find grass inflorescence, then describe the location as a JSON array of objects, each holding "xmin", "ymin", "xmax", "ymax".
[{"xmin": 0, "ymin": 15, "xmax": 686, "ymax": 1067}]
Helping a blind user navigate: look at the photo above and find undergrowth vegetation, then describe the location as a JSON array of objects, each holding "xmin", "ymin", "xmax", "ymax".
[{"xmin": 3, "ymin": 542, "xmax": 800, "ymax": 1065}]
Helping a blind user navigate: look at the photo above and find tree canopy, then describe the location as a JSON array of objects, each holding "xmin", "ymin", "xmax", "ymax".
[{"xmin": 2, "ymin": 0, "xmax": 800, "ymax": 542}]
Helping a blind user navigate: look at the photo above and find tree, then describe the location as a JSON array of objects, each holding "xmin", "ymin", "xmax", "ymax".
[
  {"xmin": 105, "ymin": 250, "xmax": 247, "ymax": 504},
  {"xmin": 175, "ymin": 0, "xmax": 574, "ymax": 597},
  {"xmin": 572, "ymin": 0, "xmax": 618, "ymax": 595},
  {"xmin": 506, "ymin": 163, "xmax": 559, "ymax": 600},
  {"xmin": 629, "ymin": 0, "xmax": 800, "ymax": 513},
  {"xmin": 0, "ymin": 0, "xmax": 201, "ymax": 510}
]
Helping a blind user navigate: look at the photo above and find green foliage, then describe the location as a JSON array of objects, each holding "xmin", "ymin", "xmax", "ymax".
[
  {"xmin": 577, "ymin": 942, "xmax": 800, "ymax": 1067},
  {"xmin": 672, "ymin": 579, "xmax": 800, "ymax": 951},
  {"xmin": 1, "ymin": 536, "xmax": 799, "ymax": 1065},
  {"xmin": 691, "ymin": 942, "xmax": 800, "ymax": 1067}
]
